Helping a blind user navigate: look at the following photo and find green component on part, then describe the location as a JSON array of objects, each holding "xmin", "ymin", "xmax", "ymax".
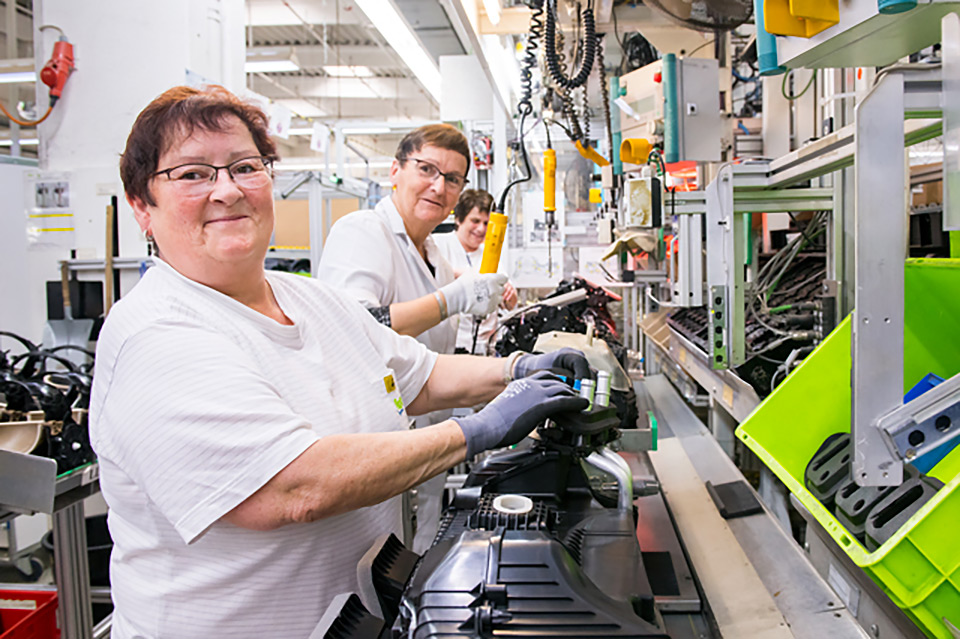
[
  {"xmin": 662, "ymin": 53, "xmax": 680, "ymax": 164},
  {"xmin": 951, "ymin": 231, "xmax": 959, "ymax": 258},
  {"xmin": 647, "ymin": 410, "xmax": 658, "ymax": 451},
  {"xmin": 745, "ymin": 216, "xmax": 753, "ymax": 266},
  {"xmin": 736, "ymin": 258, "xmax": 960, "ymax": 637},
  {"xmin": 767, "ymin": 304, "xmax": 793, "ymax": 314},
  {"xmin": 611, "ymin": 75, "xmax": 623, "ymax": 176}
]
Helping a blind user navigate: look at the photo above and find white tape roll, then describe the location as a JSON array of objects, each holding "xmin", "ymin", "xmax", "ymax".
[{"xmin": 492, "ymin": 494, "xmax": 534, "ymax": 515}]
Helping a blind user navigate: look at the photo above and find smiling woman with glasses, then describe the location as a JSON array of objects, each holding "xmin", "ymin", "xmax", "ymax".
[
  {"xmin": 90, "ymin": 85, "xmax": 588, "ymax": 639},
  {"xmin": 317, "ymin": 124, "xmax": 510, "ymax": 551}
]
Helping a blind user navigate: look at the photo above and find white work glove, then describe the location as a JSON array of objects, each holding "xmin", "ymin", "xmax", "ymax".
[{"xmin": 440, "ymin": 272, "xmax": 508, "ymax": 316}]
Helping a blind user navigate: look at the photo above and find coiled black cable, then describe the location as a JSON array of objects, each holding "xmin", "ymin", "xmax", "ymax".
[
  {"xmin": 517, "ymin": 0, "xmax": 544, "ymax": 117},
  {"xmin": 496, "ymin": 0, "xmax": 545, "ymax": 211},
  {"xmin": 544, "ymin": 0, "xmax": 596, "ymax": 89}
]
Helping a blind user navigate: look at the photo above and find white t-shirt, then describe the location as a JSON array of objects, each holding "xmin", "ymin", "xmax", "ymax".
[
  {"xmin": 317, "ymin": 195, "xmax": 458, "ymax": 373},
  {"xmin": 90, "ymin": 257, "xmax": 436, "ymax": 639},
  {"xmin": 432, "ymin": 231, "xmax": 499, "ymax": 354},
  {"xmin": 316, "ymin": 196, "xmax": 459, "ymax": 554}
]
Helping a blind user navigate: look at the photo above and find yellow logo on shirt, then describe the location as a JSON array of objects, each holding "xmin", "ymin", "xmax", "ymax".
[{"xmin": 384, "ymin": 374, "xmax": 404, "ymax": 415}]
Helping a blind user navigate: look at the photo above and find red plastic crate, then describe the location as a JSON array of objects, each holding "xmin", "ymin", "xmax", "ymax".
[{"xmin": 0, "ymin": 590, "xmax": 59, "ymax": 639}]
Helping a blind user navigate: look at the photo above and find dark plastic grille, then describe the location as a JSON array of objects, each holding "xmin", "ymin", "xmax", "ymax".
[{"xmin": 467, "ymin": 494, "xmax": 557, "ymax": 531}]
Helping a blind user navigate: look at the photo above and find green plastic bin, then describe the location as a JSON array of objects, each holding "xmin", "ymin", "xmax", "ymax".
[{"xmin": 736, "ymin": 259, "xmax": 960, "ymax": 638}]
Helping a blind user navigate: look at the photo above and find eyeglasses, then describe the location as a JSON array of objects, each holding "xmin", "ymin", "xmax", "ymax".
[
  {"xmin": 404, "ymin": 157, "xmax": 468, "ymax": 191},
  {"xmin": 153, "ymin": 156, "xmax": 274, "ymax": 194}
]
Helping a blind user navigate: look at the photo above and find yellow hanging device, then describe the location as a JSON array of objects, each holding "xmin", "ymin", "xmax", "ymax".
[{"xmin": 479, "ymin": 212, "xmax": 509, "ymax": 274}]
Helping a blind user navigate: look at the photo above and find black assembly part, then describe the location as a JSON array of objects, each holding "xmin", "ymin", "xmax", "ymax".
[
  {"xmin": 360, "ymin": 533, "xmax": 419, "ymax": 622},
  {"xmin": 705, "ymin": 480, "xmax": 763, "ymax": 519},
  {"xmin": 804, "ymin": 433, "xmax": 852, "ymax": 508},
  {"xmin": 317, "ymin": 593, "xmax": 388, "ymax": 639},
  {"xmin": 385, "ymin": 397, "xmax": 669, "ymax": 637},
  {"xmin": 396, "ymin": 528, "xmax": 668, "ymax": 638},
  {"xmin": 865, "ymin": 472, "xmax": 945, "ymax": 552},
  {"xmin": 834, "ymin": 465, "xmax": 918, "ymax": 541}
]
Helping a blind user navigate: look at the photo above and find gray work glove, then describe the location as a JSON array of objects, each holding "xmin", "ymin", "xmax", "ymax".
[
  {"xmin": 440, "ymin": 272, "xmax": 508, "ymax": 316},
  {"xmin": 513, "ymin": 347, "xmax": 592, "ymax": 381},
  {"xmin": 453, "ymin": 371, "xmax": 589, "ymax": 458}
]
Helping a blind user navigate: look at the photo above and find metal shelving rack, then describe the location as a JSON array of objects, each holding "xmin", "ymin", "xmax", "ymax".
[{"xmin": 0, "ymin": 449, "xmax": 100, "ymax": 639}]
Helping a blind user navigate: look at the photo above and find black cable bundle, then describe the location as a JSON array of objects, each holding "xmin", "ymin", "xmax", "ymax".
[{"xmin": 544, "ymin": 0, "xmax": 596, "ymax": 90}]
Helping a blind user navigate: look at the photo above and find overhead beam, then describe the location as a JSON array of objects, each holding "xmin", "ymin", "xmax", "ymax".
[
  {"xmin": 251, "ymin": 75, "xmax": 427, "ymax": 101},
  {"xmin": 273, "ymin": 96, "xmax": 439, "ymax": 121},
  {"xmin": 247, "ymin": 45, "xmax": 395, "ymax": 70},
  {"xmin": 245, "ymin": 0, "xmax": 365, "ymax": 26}
]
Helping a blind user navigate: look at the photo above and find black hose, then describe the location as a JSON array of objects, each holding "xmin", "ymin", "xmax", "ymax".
[{"xmin": 544, "ymin": 0, "xmax": 596, "ymax": 90}]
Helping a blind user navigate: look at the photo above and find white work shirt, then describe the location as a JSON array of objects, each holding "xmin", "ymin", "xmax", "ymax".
[
  {"xmin": 433, "ymin": 232, "xmax": 499, "ymax": 354},
  {"xmin": 317, "ymin": 196, "xmax": 459, "ymax": 553},
  {"xmin": 90, "ymin": 257, "xmax": 435, "ymax": 639},
  {"xmin": 318, "ymin": 195, "xmax": 458, "ymax": 425}
]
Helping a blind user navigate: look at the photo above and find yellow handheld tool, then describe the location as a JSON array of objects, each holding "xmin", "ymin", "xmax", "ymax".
[
  {"xmin": 543, "ymin": 149, "xmax": 557, "ymax": 276},
  {"xmin": 479, "ymin": 212, "xmax": 509, "ymax": 274},
  {"xmin": 544, "ymin": 148, "xmax": 557, "ymax": 215}
]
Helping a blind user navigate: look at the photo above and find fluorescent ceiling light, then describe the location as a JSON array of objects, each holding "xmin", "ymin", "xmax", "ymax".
[
  {"xmin": 0, "ymin": 138, "xmax": 38, "ymax": 146},
  {"xmin": 353, "ymin": 0, "xmax": 441, "ymax": 102},
  {"xmin": 276, "ymin": 99, "xmax": 326, "ymax": 118},
  {"xmin": 482, "ymin": 0, "xmax": 502, "ymax": 24},
  {"xmin": 245, "ymin": 60, "xmax": 299, "ymax": 73},
  {"xmin": 0, "ymin": 72, "xmax": 36, "ymax": 84},
  {"xmin": 288, "ymin": 128, "xmax": 314, "ymax": 136},
  {"xmin": 342, "ymin": 126, "xmax": 391, "ymax": 135},
  {"xmin": 323, "ymin": 65, "xmax": 374, "ymax": 78},
  {"xmin": 245, "ymin": 47, "xmax": 300, "ymax": 74}
]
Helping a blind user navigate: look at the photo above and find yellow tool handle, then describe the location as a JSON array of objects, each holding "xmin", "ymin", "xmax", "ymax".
[
  {"xmin": 479, "ymin": 212, "xmax": 508, "ymax": 274},
  {"xmin": 544, "ymin": 148, "xmax": 556, "ymax": 213}
]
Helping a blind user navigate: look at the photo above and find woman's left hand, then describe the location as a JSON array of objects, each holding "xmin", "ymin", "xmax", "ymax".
[{"xmin": 500, "ymin": 282, "xmax": 518, "ymax": 310}]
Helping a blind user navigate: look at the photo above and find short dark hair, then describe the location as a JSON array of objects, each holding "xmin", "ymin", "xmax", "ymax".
[
  {"xmin": 395, "ymin": 123, "xmax": 470, "ymax": 177},
  {"xmin": 453, "ymin": 189, "xmax": 494, "ymax": 225},
  {"xmin": 120, "ymin": 85, "xmax": 278, "ymax": 207}
]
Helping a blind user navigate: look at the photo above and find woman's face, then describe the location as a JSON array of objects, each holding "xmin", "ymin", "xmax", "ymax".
[
  {"xmin": 129, "ymin": 115, "xmax": 274, "ymax": 283},
  {"xmin": 389, "ymin": 144, "xmax": 468, "ymax": 233},
  {"xmin": 457, "ymin": 207, "xmax": 489, "ymax": 253}
]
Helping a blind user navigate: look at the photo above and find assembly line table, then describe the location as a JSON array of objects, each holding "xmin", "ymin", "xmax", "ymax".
[{"xmin": 0, "ymin": 449, "xmax": 100, "ymax": 639}]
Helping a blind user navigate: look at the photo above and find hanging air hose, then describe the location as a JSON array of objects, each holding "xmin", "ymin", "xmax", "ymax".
[
  {"xmin": 495, "ymin": 0, "xmax": 545, "ymax": 212},
  {"xmin": 517, "ymin": 0, "xmax": 544, "ymax": 118},
  {"xmin": 597, "ymin": 34, "xmax": 614, "ymax": 158},
  {"xmin": 544, "ymin": 0, "xmax": 596, "ymax": 90}
]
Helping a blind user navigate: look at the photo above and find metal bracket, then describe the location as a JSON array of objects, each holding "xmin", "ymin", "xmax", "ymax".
[
  {"xmin": 944, "ymin": 12, "xmax": 960, "ymax": 231},
  {"xmin": 853, "ymin": 66, "xmax": 947, "ymax": 487},
  {"xmin": 852, "ymin": 71, "xmax": 907, "ymax": 487},
  {"xmin": 705, "ymin": 165, "xmax": 743, "ymax": 369},
  {"xmin": 672, "ymin": 212, "xmax": 703, "ymax": 307},
  {"xmin": 879, "ymin": 372, "xmax": 960, "ymax": 464}
]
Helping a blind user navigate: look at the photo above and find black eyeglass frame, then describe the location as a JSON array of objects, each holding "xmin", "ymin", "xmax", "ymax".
[
  {"xmin": 401, "ymin": 157, "xmax": 470, "ymax": 189},
  {"xmin": 152, "ymin": 155, "xmax": 275, "ymax": 183}
]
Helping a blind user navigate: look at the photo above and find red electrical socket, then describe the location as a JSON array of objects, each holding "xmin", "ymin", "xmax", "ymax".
[{"xmin": 40, "ymin": 38, "xmax": 74, "ymax": 105}]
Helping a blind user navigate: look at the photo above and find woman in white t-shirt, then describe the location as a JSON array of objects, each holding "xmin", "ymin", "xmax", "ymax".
[
  {"xmin": 90, "ymin": 85, "xmax": 590, "ymax": 639},
  {"xmin": 434, "ymin": 189, "xmax": 518, "ymax": 354}
]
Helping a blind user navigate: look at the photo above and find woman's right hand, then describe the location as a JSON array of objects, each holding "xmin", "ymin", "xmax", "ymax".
[
  {"xmin": 440, "ymin": 272, "xmax": 508, "ymax": 316},
  {"xmin": 452, "ymin": 371, "xmax": 588, "ymax": 458}
]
